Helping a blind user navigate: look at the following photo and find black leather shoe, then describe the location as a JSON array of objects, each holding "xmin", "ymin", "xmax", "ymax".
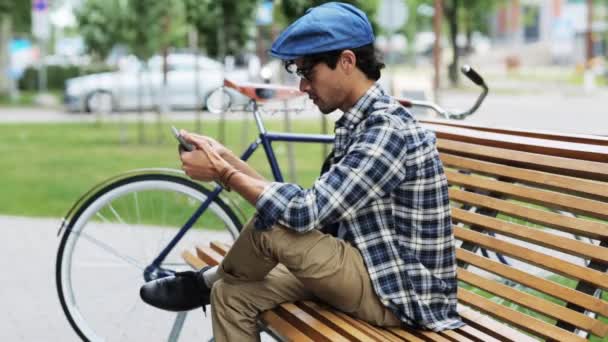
[{"xmin": 140, "ymin": 266, "xmax": 212, "ymax": 312}]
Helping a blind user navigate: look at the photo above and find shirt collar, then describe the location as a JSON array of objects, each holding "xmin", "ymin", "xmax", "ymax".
[{"xmin": 335, "ymin": 83, "xmax": 385, "ymax": 130}]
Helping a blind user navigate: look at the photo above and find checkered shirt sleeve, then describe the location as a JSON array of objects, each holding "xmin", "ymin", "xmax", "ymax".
[{"xmin": 255, "ymin": 114, "xmax": 407, "ymax": 232}]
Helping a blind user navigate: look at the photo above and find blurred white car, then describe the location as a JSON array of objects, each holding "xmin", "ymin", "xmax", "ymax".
[{"xmin": 64, "ymin": 53, "xmax": 249, "ymax": 112}]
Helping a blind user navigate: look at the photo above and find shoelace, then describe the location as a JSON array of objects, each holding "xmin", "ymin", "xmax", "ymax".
[{"xmin": 174, "ymin": 270, "xmax": 208, "ymax": 316}]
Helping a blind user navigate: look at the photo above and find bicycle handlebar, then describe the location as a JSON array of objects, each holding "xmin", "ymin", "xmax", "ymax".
[{"xmin": 397, "ymin": 64, "xmax": 489, "ymax": 120}]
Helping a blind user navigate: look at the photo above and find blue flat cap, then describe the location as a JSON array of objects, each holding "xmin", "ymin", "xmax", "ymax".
[{"xmin": 270, "ymin": 2, "xmax": 374, "ymax": 60}]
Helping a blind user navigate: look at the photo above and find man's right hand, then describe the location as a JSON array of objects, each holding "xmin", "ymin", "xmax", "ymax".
[
  {"xmin": 180, "ymin": 131, "xmax": 234, "ymax": 159},
  {"xmin": 180, "ymin": 130, "xmax": 266, "ymax": 183}
]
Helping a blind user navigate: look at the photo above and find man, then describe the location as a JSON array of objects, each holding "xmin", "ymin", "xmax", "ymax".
[{"xmin": 140, "ymin": 2, "xmax": 463, "ymax": 340}]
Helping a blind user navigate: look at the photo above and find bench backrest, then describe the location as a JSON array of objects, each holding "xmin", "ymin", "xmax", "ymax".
[{"xmin": 423, "ymin": 122, "xmax": 608, "ymax": 341}]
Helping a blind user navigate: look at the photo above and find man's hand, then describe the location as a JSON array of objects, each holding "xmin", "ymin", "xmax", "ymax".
[
  {"xmin": 180, "ymin": 130, "xmax": 233, "ymax": 158},
  {"xmin": 179, "ymin": 131, "xmax": 233, "ymax": 182}
]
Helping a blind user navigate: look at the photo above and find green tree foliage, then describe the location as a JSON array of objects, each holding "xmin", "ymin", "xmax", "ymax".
[
  {"xmin": 0, "ymin": 0, "xmax": 30, "ymax": 34},
  {"xmin": 76, "ymin": 0, "xmax": 187, "ymax": 62},
  {"xmin": 183, "ymin": 0, "xmax": 259, "ymax": 58},
  {"xmin": 279, "ymin": 0, "xmax": 379, "ymax": 34},
  {"xmin": 125, "ymin": 0, "xmax": 167, "ymax": 61},
  {"xmin": 75, "ymin": 0, "xmax": 130, "ymax": 61}
]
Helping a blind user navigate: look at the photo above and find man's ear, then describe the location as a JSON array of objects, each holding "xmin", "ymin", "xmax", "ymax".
[{"xmin": 340, "ymin": 50, "xmax": 357, "ymax": 75}]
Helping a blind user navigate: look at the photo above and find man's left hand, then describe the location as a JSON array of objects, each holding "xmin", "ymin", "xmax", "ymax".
[{"xmin": 179, "ymin": 131, "xmax": 232, "ymax": 182}]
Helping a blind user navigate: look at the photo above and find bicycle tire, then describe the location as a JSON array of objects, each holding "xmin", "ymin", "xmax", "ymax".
[{"xmin": 56, "ymin": 174, "xmax": 242, "ymax": 341}]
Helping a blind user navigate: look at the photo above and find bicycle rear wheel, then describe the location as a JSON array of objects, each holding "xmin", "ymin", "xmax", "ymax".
[{"xmin": 56, "ymin": 174, "xmax": 242, "ymax": 341}]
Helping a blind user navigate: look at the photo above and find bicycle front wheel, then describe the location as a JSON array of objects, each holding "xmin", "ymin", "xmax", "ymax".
[{"xmin": 56, "ymin": 173, "xmax": 242, "ymax": 341}]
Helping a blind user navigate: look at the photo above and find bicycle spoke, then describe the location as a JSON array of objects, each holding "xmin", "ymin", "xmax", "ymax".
[
  {"xmin": 134, "ymin": 192, "xmax": 141, "ymax": 224},
  {"xmin": 95, "ymin": 211, "xmax": 111, "ymax": 223},
  {"xmin": 73, "ymin": 230, "xmax": 145, "ymax": 270},
  {"xmin": 117, "ymin": 293, "xmax": 144, "ymax": 341},
  {"xmin": 108, "ymin": 204, "xmax": 127, "ymax": 225}
]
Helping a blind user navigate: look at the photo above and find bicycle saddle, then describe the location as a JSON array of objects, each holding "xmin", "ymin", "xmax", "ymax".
[{"xmin": 224, "ymin": 79, "xmax": 304, "ymax": 103}]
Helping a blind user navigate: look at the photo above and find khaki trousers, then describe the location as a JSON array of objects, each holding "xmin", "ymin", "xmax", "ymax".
[{"xmin": 212, "ymin": 219, "xmax": 401, "ymax": 341}]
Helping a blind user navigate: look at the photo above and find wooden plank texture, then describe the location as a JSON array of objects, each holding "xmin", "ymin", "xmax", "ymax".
[
  {"xmin": 437, "ymin": 139, "xmax": 608, "ymax": 181},
  {"xmin": 455, "ymin": 227, "xmax": 608, "ymax": 290},
  {"xmin": 451, "ymin": 207, "xmax": 608, "ymax": 263},
  {"xmin": 457, "ymin": 249, "xmax": 608, "ymax": 317},
  {"xmin": 449, "ymin": 188, "xmax": 608, "ymax": 239},
  {"xmin": 440, "ymin": 152, "xmax": 608, "ymax": 199},
  {"xmin": 458, "ymin": 290, "xmax": 587, "ymax": 342},
  {"xmin": 446, "ymin": 169, "xmax": 608, "ymax": 220}
]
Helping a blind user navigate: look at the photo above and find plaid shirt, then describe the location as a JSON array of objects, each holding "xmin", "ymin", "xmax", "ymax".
[{"xmin": 255, "ymin": 84, "xmax": 463, "ymax": 331}]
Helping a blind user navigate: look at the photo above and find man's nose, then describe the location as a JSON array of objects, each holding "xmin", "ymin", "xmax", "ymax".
[{"xmin": 299, "ymin": 78, "xmax": 311, "ymax": 93}]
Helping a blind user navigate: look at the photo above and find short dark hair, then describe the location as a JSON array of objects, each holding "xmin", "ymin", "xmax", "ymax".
[{"xmin": 296, "ymin": 44, "xmax": 385, "ymax": 81}]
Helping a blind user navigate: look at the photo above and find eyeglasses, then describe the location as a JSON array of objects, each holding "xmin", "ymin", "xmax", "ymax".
[{"xmin": 284, "ymin": 61, "xmax": 316, "ymax": 81}]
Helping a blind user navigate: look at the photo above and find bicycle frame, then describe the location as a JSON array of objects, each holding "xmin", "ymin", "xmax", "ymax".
[{"xmin": 144, "ymin": 101, "xmax": 334, "ymax": 280}]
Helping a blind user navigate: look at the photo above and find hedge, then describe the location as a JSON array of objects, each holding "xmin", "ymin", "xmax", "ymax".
[{"xmin": 18, "ymin": 64, "xmax": 115, "ymax": 92}]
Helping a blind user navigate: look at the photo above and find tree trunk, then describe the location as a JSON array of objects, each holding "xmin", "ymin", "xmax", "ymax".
[
  {"xmin": 465, "ymin": 13, "xmax": 473, "ymax": 55},
  {"xmin": 138, "ymin": 67, "xmax": 145, "ymax": 144},
  {"xmin": 445, "ymin": 0, "xmax": 460, "ymax": 86}
]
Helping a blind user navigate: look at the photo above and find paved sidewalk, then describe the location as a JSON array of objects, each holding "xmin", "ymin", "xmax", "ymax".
[
  {"xmin": 0, "ymin": 216, "xmax": 80, "ymax": 341},
  {"xmin": 0, "ymin": 215, "xmax": 225, "ymax": 341}
]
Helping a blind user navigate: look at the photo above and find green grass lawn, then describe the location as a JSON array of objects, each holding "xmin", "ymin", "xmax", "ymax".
[
  {"xmin": 0, "ymin": 118, "xmax": 330, "ymax": 219},
  {"xmin": 0, "ymin": 90, "xmax": 62, "ymax": 107}
]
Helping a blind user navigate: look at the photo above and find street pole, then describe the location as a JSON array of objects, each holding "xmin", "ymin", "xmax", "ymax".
[
  {"xmin": 584, "ymin": 0, "xmax": 595, "ymax": 91},
  {"xmin": 433, "ymin": 0, "xmax": 443, "ymax": 103},
  {"xmin": 586, "ymin": 0, "xmax": 594, "ymax": 65},
  {"xmin": 158, "ymin": 13, "xmax": 171, "ymax": 143}
]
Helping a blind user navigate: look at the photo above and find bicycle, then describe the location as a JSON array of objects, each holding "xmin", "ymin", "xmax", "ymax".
[{"xmin": 55, "ymin": 65, "xmax": 488, "ymax": 341}]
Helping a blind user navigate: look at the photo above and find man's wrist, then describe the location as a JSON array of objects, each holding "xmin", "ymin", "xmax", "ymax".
[{"xmin": 218, "ymin": 167, "xmax": 240, "ymax": 191}]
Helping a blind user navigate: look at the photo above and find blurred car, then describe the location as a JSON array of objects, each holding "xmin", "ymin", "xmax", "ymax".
[{"xmin": 64, "ymin": 53, "xmax": 249, "ymax": 113}]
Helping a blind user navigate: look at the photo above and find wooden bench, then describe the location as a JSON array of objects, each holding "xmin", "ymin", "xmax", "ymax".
[{"xmin": 182, "ymin": 123, "xmax": 608, "ymax": 341}]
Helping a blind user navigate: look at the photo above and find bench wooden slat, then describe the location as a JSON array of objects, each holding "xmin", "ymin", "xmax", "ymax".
[
  {"xmin": 441, "ymin": 152, "xmax": 608, "ymax": 200},
  {"xmin": 458, "ymin": 289, "xmax": 587, "ymax": 342},
  {"xmin": 195, "ymin": 245, "xmax": 224, "ymax": 266},
  {"xmin": 275, "ymin": 302, "xmax": 350, "ymax": 342},
  {"xmin": 449, "ymin": 188, "xmax": 608, "ymax": 240},
  {"xmin": 452, "ymin": 208, "xmax": 608, "ymax": 263},
  {"xmin": 455, "ymin": 227, "xmax": 608, "ymax": 290},
  {"xmin": 411, "ymin": 330, "xmax": 453, "ymax": 342},
  {"xmin": 181, "ymin": 250, "xmax": 207, "ymax": 270},
  {"xmin": 457, "ymin": 306, "xmax": 538, "ymax": 342},
  {"xmin": 296, "ymin": 301, "xmax": 376, "ymax": 341},
  {"xmin": 259, "ymin": 311, "xmax": 314, "ymax": 342},
  {"xmin": 446, "ymin": 170, "xmax": 608, "ymax": 220},
  {"xmin": 454, "ymin": 324, "xmax": 502, "ymax": 342},
  {"xmin": 437, "ymin": 139, "xmax": 608, "ymax": 181},
  {"xmin": 439, "ymin": 329, "xmax": 476, "ymax": 342},
  {"xmin": 457, "ymin": 249, "xmax": 608, "ymax": 317},
  {"xmin": 422, "ymin": 119, "xmax": 608, "ymax": 145},
  {"xmin": 331, "ymin": 309, "xmax": 404, "ymax": 342},
  {"xmin": 210, "ymin": 241, "xmax": 230, "ymax": 256},
  {"xmin": 302, "ymin": 301, "xmax": 478, "ymax": 342},
  {"xmin": 458, "ymin": 268, "xmax": 608, "ymax": 337},
  {"xmin": 211, "ymin": 241, "xmax": 230, "ymax": 256},
  {"xmin": 430, "ymin": 124, "xmax": 608, "ymax": 162},
  {"xmin": 388, "ymin": 328, "xmax": 451, "ymax": 342},
  {"xmin": 386, "ymin": 328, "xmax": 426, "ymax": 341},
  {"xmin": 194, "ymin": 245, "xmax": 222, "ymax": 265}
]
